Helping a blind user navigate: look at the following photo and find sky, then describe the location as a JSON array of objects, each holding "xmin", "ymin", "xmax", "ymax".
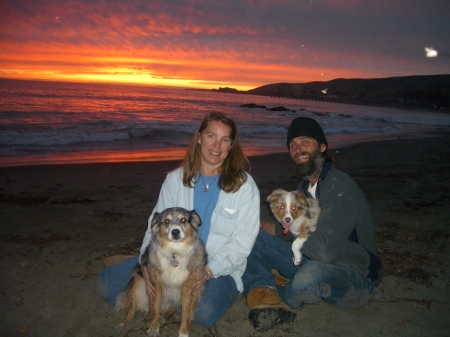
[{"xmin": 0, "ymin": 0, "xmax": 449, "ymax": 90}]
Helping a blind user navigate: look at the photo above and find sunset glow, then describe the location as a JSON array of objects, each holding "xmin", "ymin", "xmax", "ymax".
[{"xmin": 1, "ymin": 0, "xmax": 448, "ymax": 89}]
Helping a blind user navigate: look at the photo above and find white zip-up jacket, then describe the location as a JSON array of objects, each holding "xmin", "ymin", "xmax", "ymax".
[{"xmin": 139, "ymin": 167, "xmax": 260, "ymax": 292}]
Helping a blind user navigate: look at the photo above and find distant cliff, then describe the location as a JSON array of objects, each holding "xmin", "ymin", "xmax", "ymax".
[{"xmin": 215, "ymin": 75, "xmax": 450, "ymax": 111}]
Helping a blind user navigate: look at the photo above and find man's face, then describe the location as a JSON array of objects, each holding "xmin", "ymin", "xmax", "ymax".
[{"xmin": 289, "ymin": 136, "xmax": 326, "ymax": 178}]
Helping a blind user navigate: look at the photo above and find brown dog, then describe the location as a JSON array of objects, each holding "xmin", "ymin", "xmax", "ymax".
[
  {"xmin": 267, "ymin": 189, "xmax": 320, "ymax": 265},
  {"xmin": 115, "ymin": 207, "xmax": 207, "ymax": 337}
]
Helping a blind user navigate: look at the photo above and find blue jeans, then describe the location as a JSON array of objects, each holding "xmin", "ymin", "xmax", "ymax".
[
  {"xmin": 242, "ymin": 230, "xmax": 374, "ymax": 310},
  {"xmin": 95, "ymin": 256, "xmax": 238, "ymax": 327}
]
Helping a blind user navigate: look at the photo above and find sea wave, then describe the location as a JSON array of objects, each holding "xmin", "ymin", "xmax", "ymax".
[
  {"xmin": 0, "ymin": 117, "xmax": 424, "ymax": 147},
  {"xmin": 1, "ymin": 80, "xmax": 449, "ymax": 167},
  {"xmin": 0, "ymin": 122, "xmax": 199, "ymax": 146}
]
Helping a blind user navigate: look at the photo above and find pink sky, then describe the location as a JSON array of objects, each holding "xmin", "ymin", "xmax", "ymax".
[{"xmin": 0, "ymin": 0, "xmax": 448, "ymax": 90}]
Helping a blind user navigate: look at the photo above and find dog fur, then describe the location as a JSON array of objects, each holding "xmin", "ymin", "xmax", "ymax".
[
  {"xmin": 266, "ymin": 189, "xmax": 320, "ymax": 265},
  {"xmin": 115, "ymin": 207, "xmax": 207, "ymax": 337}
]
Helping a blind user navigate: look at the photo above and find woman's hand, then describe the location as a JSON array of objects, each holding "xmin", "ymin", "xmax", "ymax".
[
  {"xmin": 140, "ymin": 264, "xmax": 156, "ymax": 298},
  {"xmin": 194, "ymin": 266, "xmax": 213, "ymax": 290}
]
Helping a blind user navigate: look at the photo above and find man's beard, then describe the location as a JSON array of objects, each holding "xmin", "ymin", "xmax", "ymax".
[{"xmin": 292, "ymin": 147, "xmax": 325, "ymax": 180}]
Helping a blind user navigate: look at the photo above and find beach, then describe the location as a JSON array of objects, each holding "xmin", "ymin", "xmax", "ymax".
[{"xmin": 1, "ymin": 129, "xmax": 449, "ymax": 337}]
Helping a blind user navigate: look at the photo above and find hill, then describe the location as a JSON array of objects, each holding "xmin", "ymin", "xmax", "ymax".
[{"xmin": 216, "ymin": 75, "xmax": 450, "ymax": 111}]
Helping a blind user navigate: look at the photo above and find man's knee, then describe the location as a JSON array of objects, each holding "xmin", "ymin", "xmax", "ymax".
[
  {"xmin": 292, "ymin": 261, "xmax": 325, "ymax": 289},
  {"xmin": 329, "ymin": 279, "xmax": 374, "ymax": 309},
  {"xmin": 288, "ymin": 261, "xmax": 374, "ymax": 309},
  {"xmin": 286, "ymin": 262, "xmax": 329, "ymax": 307}
]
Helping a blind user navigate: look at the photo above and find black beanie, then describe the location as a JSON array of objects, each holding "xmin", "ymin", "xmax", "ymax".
[{"xmin": 287, "ymin": 117, "xmax": 328, "ymax": 149}]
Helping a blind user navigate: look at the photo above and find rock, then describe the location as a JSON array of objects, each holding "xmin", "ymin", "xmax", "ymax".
[
  {"xmin": 267, "ymin": 106, "xmax": 290, "ymax": 111},
  {"xmin": 240, "ymin": 103, "xmax": 267, "ymax": 109}
]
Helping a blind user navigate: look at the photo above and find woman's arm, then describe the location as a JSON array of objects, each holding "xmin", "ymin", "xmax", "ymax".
[
  {"xmin": 140, "ymin": 263, "xmax": 156, "ymax": 298},
  {"xmin": 207, "ymin": 176, "xmax": 260, "ymax": 277}
]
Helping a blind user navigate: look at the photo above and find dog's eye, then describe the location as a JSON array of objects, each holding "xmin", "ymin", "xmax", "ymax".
[
  {"xmin": 280, "ymin": 205, "xmax": 285, "ymax": 210},
  {"xmin": 291, "ymin": 206, "xmax": 297, "ymax": 211},
  {"xmin": 180, "ymin": 218, "xmax": 186, "ymax": 223},
  {"xmin": 164, "ymin": 219, "xmax": 170, "ymax": 224}
]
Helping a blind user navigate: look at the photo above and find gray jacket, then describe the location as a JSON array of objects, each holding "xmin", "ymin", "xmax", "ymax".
[{"xmin": 298, "ymin": 162, "xmax": 383, "ymax": 286}]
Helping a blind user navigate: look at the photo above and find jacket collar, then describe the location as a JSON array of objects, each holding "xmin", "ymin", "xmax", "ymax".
[{"xmin": 299, "ymin": 161, "xmax": 334, "ymax": 198}]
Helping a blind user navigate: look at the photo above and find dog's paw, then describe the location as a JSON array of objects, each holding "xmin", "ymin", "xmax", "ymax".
[
  {"xmin": 293, "ymin": 256, "xmax": 302, "ymax": 266},
  {"xmin": 147, "ymin": 328, "xmax": 160, "ymax": 336},
  {"xmin": 115, "ymin": 323, "xmax": 125, "ymax": 330}
]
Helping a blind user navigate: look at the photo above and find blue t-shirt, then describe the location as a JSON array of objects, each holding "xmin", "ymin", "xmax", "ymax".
[{"xmin": 194, "ymin": 173, "xmax": 220, "ymax": 245}]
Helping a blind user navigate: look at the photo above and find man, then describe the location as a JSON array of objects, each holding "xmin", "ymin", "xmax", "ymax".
[{"xmin": 243, "ymin": 117, "xmax": 383, "ymax": 332}]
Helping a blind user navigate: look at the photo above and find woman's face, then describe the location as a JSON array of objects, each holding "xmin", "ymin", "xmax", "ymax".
[{"xmin": 197, "ymin": 120, "xmax": 232, "ymax": 174}]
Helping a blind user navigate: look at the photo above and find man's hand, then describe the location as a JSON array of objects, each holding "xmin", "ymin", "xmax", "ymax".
[
  {"xmin": 260, "ymin": 221, "xmax": 276, "ymax": 235},
  {"xmin": 140, "ymin": 264, "xmax": 156, "ymax": 298}
]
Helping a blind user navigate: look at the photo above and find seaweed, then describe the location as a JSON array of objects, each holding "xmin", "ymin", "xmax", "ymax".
[
  {"xmin": 5, "ymin": 233, "xmax": 72, "ymax": 249},
  {"xmin": 103, "ymin": 240, "xmax": 141, "ymax": 258},
  {"xmin": 0, "ymin": 193, "xmax": 94, "ymax": 205},
  {"xmin": 376, "ymin": 222, "xmax": 448, "ymax": 286},
  {"xmin": 94, "ymin": 211, "xmax": 131, "ymax": 221}
]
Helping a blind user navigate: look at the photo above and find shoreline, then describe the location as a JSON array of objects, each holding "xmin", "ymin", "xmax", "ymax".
[
  {"xmin": 0, "ymin": 125, "xmax": 447, "ymax": 169},
  {"xmin": 1, "ymin": 130, "xmax": 449, "ymax": 336},
  {"xmin": 0, "ymin": 126, "xmax": 447, "ymax": 179}
]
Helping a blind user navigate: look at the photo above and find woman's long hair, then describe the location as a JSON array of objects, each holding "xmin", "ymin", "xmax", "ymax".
[{"xmin": 181, "ymin": 112, "xmax": 250, "ymax": 193}]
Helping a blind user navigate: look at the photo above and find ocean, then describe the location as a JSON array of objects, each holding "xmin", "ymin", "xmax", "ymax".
[{"xmin": 1, "ymin": 79, "xmax": 449, "ymax": 167}]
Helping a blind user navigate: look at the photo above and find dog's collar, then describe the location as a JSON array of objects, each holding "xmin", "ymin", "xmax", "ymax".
[{"xmin": 170, "ymin": 254, "xmax": 179, "ymax": 267}]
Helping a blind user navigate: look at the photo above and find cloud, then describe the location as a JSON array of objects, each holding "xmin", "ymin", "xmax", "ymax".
[{"xmin": 0, "ymin": 0, "xmax": 449, "ymax": 89}]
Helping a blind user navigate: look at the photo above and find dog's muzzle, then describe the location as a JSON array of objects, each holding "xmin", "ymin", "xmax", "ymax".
[
  {"xmin": 282, "ymin": 218, "xmax": 292, "ymax": 228},
  {"xmin": 171, "ymin": 229, "xmax": 180, "ymax": 238},
  {"xmin": 167, "ymin": 225, "xmax": 186, "ymax": 241}
]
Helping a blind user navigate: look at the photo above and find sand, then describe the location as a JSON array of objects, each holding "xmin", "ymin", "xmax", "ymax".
[{"xmin": 1, "ymin": 128, "xmax": 449, "ymax": 337}]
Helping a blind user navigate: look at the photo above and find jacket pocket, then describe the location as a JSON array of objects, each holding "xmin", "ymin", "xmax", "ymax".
[{"xmin": 210, "ymin": 207, "xmax": 239, "ymax": 237}]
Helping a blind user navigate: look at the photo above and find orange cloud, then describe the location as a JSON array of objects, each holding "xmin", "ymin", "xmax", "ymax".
[{"xmin": 1, "ymin": 1, "xmax": 447, "ymax": 89}]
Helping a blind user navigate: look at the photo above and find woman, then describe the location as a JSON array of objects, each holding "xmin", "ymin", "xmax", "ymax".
[{"xmin": 96, "ymin": 112, "xmax": 260, "ymax": 327}]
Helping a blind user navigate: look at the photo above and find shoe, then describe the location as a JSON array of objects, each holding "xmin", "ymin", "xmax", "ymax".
[
  {"xmin": 272, "ymin": 269, "xmax": 290, "ymax": 287},
  {"xmin": 247, "ymin": 287, "xmax": 296, "ymax": 332}
]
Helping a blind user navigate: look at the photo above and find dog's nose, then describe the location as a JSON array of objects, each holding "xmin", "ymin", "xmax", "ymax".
[
  {"xmin": 171, "ymin": 229, "xmax": 180, "ymax": 237},
  {"xmin": 284, "ymin": 218, "xmax": 291, "ymax": 223}
]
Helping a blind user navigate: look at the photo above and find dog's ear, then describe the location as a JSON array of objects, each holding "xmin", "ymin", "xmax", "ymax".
[
  {"xmin": 266, "ymin": 189, "xmax": 284, "ymax": 204},
  {"xmin": 150, "ymin": 212, "xmax": 161, "ymax": 228},
  {"xmin": 189, "ymin": 210, "xmax": 202, "ymax": 229},
  {"xmin": 292, "ymin": 190, "xmax": 309, "ymax": 208}
]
